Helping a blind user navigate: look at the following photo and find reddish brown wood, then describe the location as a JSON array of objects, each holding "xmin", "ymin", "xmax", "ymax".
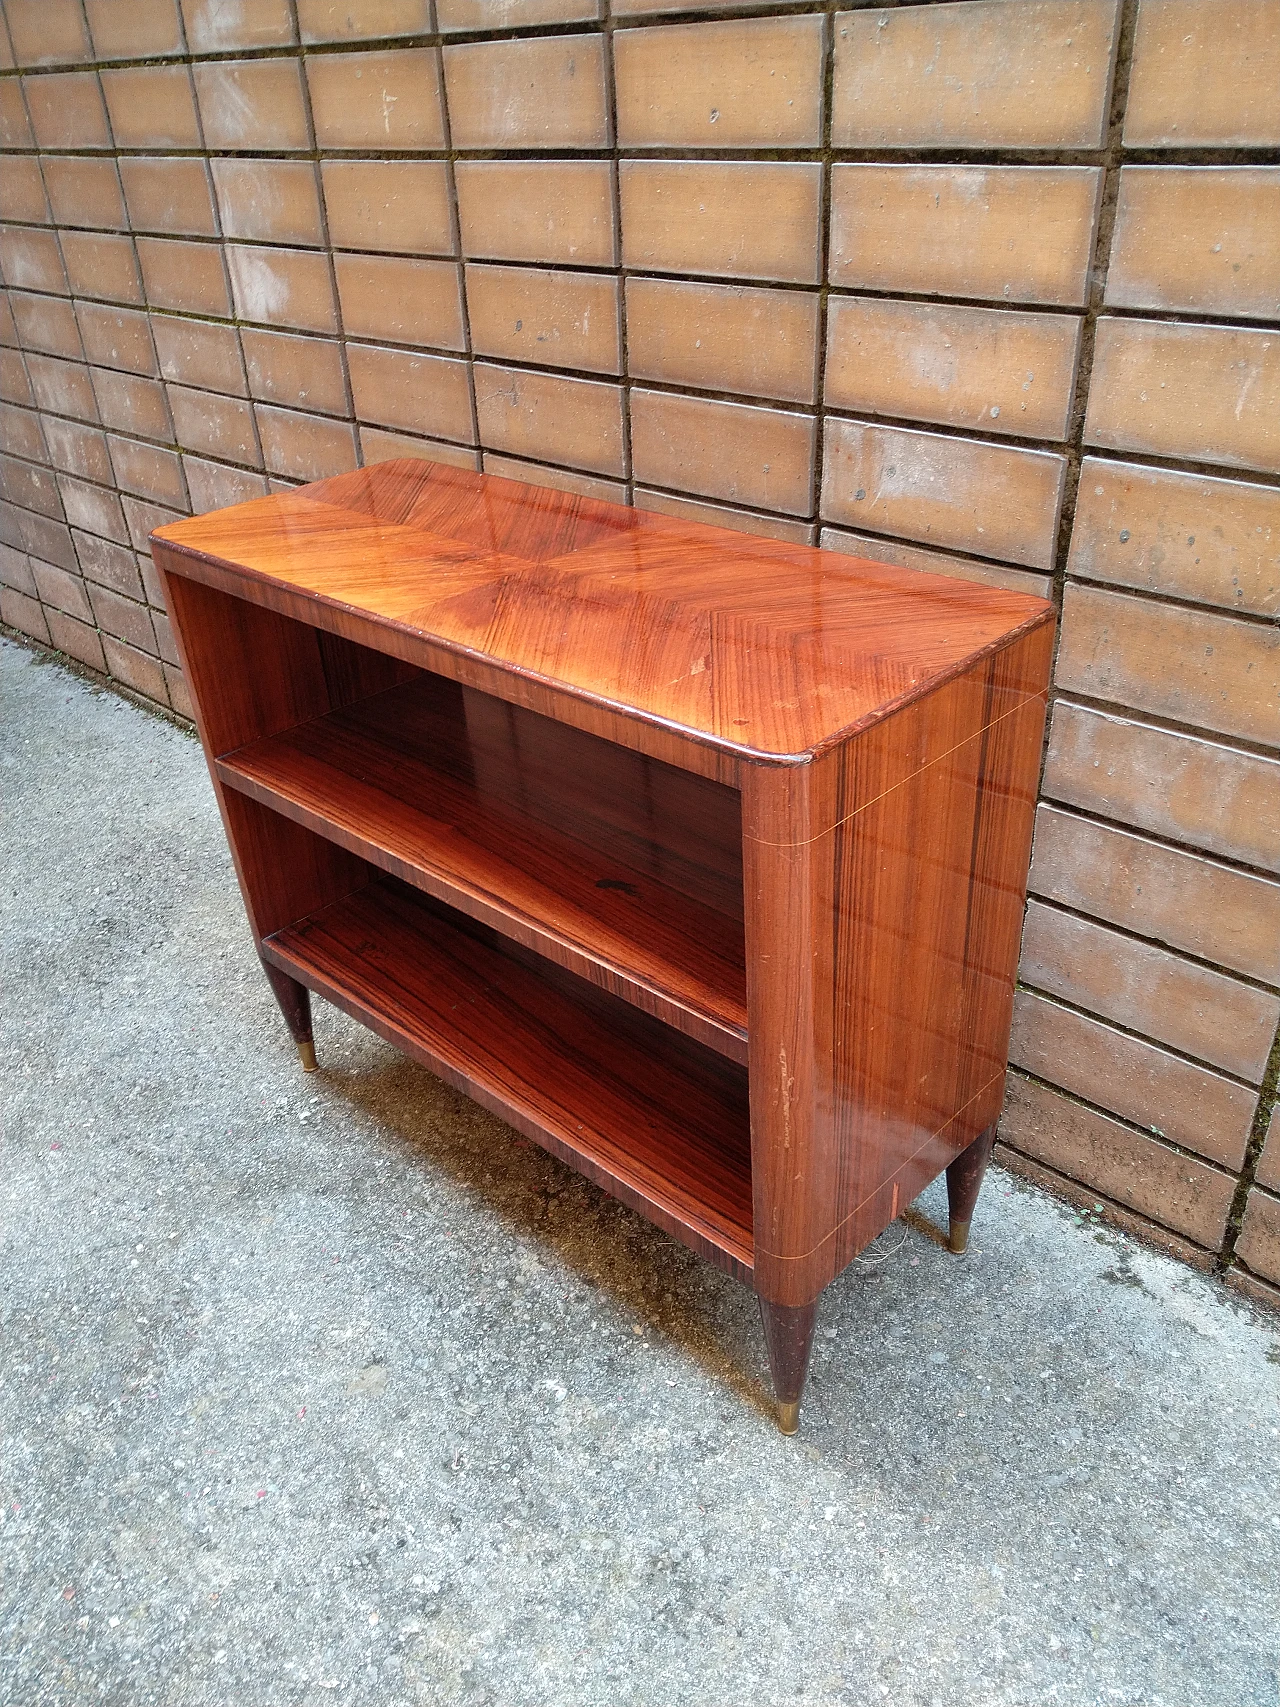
[
  {"xmin": 153, "ymin": 459, "xmax": 1052, "ymax": 773},
  {"xmin": 945, "ymin": 1123, "xmax": 998, "ymax": 1255},
  {"xmin": 759, "ymin": 1298, "xmax": 819, "ymax": 1434},
  {"xmin": 315, "ymin": 628, "xmax": 418, "ymax": 711},
  {"xmin": 260, "ymin": 958, "xmax": 317, "ymax": 1071},
  {"xmin": 158, "ymin": 566, "xmax": 369, "ymax": 944},
  {"xmin": 155, "ymin": 457, "xmax": 1055, "ymax": 1430},
  {"xmin": 264, "ymin": 877, "xmax": 754, "ymax": 1279},
  {"xmin": 743, "ymin": 622, "xmax": 1053, "ymax": 1308},
  {"xmin": 217, "ymin": 668, "xmax": 747, "ymax": 1060}
]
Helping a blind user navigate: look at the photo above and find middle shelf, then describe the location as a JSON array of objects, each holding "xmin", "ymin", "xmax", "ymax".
[{"xmin": 217, "ymin": 668, "xmax": 749, "ymax": 1060}]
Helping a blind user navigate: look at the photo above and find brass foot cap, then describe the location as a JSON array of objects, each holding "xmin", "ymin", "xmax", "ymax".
[
  {"xmin": 776, "ymin": 1400, "xmax": 800, "ymax": 1436},
  {"xmin": 948, "ymin": 1217, "xmax": 971, "ymax": 1255},
  {"xmin": 297, "ymin": 1039, "xmax": 318, "ymax": 1073}
]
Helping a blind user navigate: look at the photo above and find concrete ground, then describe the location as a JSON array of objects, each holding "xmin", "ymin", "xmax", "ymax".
[{"xmin": 2, "ymin": 635, "xmax": 1278, "ymax": 1707}]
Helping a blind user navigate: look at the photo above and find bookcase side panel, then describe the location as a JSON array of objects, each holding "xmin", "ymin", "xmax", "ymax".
[
  {"xmin": 744, "ymin": 621, "xmax": 1053, "ymax": 1303},
  {"xmin": 157, "ymin": 550, "xmax": 332, "ymax": 756},
  {"xmin": 157, "ymin": 552, "xmax": 370, "ymax": 941}
]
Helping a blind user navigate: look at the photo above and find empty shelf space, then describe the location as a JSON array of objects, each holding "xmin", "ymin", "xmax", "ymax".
[
  {"xmin": 218, "ymin": 670, "xmax": 748, "ymax": 1061},
  {"xmin": 264, "ymin": 878, "xmax": 754, "ymax": 1278}
]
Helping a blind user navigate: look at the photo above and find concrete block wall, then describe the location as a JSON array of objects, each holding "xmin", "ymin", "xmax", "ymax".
[{"xmin": 0, "ymin": 0, "xmax": 1276, "ymax": 1300}]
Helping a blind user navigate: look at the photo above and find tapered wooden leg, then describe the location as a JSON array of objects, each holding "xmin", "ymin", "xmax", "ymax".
[
  {"xmin": 946, "ymin": 1122, "xmax": 997, "ymax": 1254},
  {"xmin": 261, "ymin": 958, "xmax": 317, "ymax": 1072},
  {"xmin": 759, "ymin": 1296, "xmax": 819, "ymax": 1435}
]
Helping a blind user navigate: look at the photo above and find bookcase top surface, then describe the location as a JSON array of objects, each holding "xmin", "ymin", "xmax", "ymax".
[{"xmin": 154, "ymin": 459, "xmax": 1053, "ymax": 760}]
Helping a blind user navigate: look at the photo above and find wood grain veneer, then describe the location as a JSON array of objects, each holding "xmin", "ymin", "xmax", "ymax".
[
  {"xmin": 154, "ymin": 459, "xmax": 1050, "ymax": 769},
  {"xmin": 265, "ymin": 878, "xmax": 754, "ymax": 1278},
  {"xmin": 154, "ymin": 457, "xmax": 1055, "ymax": 1432},
  {"xmin": 218, "ymin": 669, "xmax": 748, "ymax": 1061}
]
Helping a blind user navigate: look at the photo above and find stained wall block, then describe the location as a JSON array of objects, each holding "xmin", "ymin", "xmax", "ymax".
[
  {"xmin": 639, "ymin": 488, "xmax": 814, "ymax": 545},
  {"xmin": 1019, "ymin": 899, "xmax": 1280, "ymax": 1082},
  {"xmin": 334, "ymin": 255, "xmax": 466, "ymax": 351},
  {"xmin": 1042, "ymin": 702, "xmax": 1280, "ymax": 875},
  {"xmin": 832, "ymin": 0, "xmax": 1119, "ymax": 150},
  {"xmin": 0, "ymin": 84, "xmax": 32, "ymax": 151},
  {"xmin": 60, "ymin": 234, "xmax": 144, "ymax": 306},
  {"xmin": 437, "ymin": 0, "xmax": 598, "ymax": 26},
  {"xmin": 626, "ymin": 279, "xmax": 819, "ymax": 405},
  {"xmin": 1085, "ymin": 319, "xmax": 1280, "ymax": 475},
  {"xmin": 212, "ymin": 161, "xmax": 325, "ymax": 248},
  {"xmin": 465, "ymin": 267, "xmax": 621, "ymax": 376},
  {"xmin": 444, "ymin": 36, "xmax": 610, "ymax": 150},
  {"xmin": 1237, "ymin": 1187, "xmax": 1280, "ymax": 1286},
  {"xmin": 1000, "ymin": 1073, "xmax": 1236, "ymax": 1251},
  {"xmin": 0, "ymin": 229, "xmax": 69, "ymax": 297},
  {"xmin": 322, "ymin": 162, "xmax": 455, "ymax": 258},
  {"xmin": 1055, "ymin": 582, "xmax": 1280, "ymax": 749},
  {"xmin": 184, "ymin": 458, "xmax": 270, "ymax": 513},
  {"xmin": 482, "ymin": 453, "xmax": 619, "ymax": 502},
  {"xmin": 197, "ymin": 60, "xmax": 314, "ymax": 155},
  {"xmin": 13, "ymin": 294, "xmax": 83, "ymax": 361},
  {"xmin": 256, "ymin": 405, "xmax": 358, "ymax": 483},
  {"xmin": 85, "ymin": 0, "xmax": 187, "ymax": 59},
  {"xmin": 76, "ymin": 306, "xmax": 158, "ymax": 378},
  {"xmin": 829, "ymin": 166, "xmax": 1103, "ymax": 307},
  {"xmin": 630, "ymin": 389, "xmax": 815, "ymax": 516},
  {"xmin": 821, "ymin": 418, "xmax": 1066, "ymax": 569},
  {"xmin": 1068, "ymin": 458, "xmax": 1280, "ymax": 617},
  {"xmin": 363, "ymin": 430, "xmax": 480, "ymax": 471},
  {"xmin": 824, "ymin": 299, "xmax": 1081, "ymax": 441},
  {"xmin": 1009, "ymin": 990, "xmax": 1256, "ymax": 1170},
  {"xmin": 455, "ymin": 162, "xmax": 613, "ymax": 269},
  {"xmin": 0, "ymin": 407, "xmax": 47, "ymax": 465},
  {"xmin": 136, "ymin": 239, "xmax": 232, "ymax": 320},
  {"xmin": 242, "ymin": 331, "xmax": 349, "ymax": 417},
  {"xmin": 1124, "ymin": 0, "xmax": 1280, "ymax": 146},
  {"xmin": 1257, "ymin": 1110, "xmax": 1280, "ymax": 1194},
  {"xmin": 47, "ymin": 606, "xmax": 106, "ymax": 671},
  {"xmin": 153, "ymin": 318, "xmax": 247, "ymax": 397},
  {"xmin": 32, "ymin": 560, "xmax": 94, "ymax": 621},
  {"xmin": 0, "ymin": 159, "xmax": 50, "ymax": 226},
  {"xmin": 307, "ymin": 49, "xmax": 446, "ymax": 150},
  {"xmin": 226, "ymin": 247, "xmax": 338, "ymax": 336},
  {"xmin": 168, "ymin": 386, "xmax": 260, "ymax": 466},
  {"xmin": 42, "ymin": 158, "xmax": 126, "ymax": 232},
  {"xmin": 614, "ymin": 16, "xmax": 824, "ymax": 148},
  {"xmin": 346, "ymin": 344, "xmax": 474, "ymax": 443},
  {"xmin": 301, "ymin": 0, "xmax": 437, "ymax": 39},
  {"xmin": 120, "ymin": 159, "xmax": 219, "ymax": 240},
  {"xmin": 181, "ymin": 0, "xmax": 297, "ymax": 52},
  {"xmin": 1, "ymin": 586, "xmax": 50, "ymax": 642},
  {"xmin": 0, "ymin": 84, "xmax": 30, "ymax": 151},
  {"xmin": 1029, "ymin": 803, "xmax": 1280, "ymax": 985},
  {"xmin": 7, "ymin": 0, "xmax": 94, "ymax": 66},
  {"xmin": 24, "ymin": 73, "xmax": 112, "ymax": 151},
  {"xmin": 614, "ymin": 0, "xmax": 779, "ymax": 10},
  {"xmin": 620, "ymin": 162, "xmax": 822, "ymax": 285},
  {"xmin": 474, "ymin": 363, "xmax": 625, "ymax": 477},
  {"xmin": 57, "ymin": 476, "xmax": 127, "ymax": 544},
  {"xmin": 26, "ymin": 354, "xmax": 101, "ymax": 424},
  {"xmin": 101, "ymin": 66, "xmax": 202, "ymax": 150},
  {"xmin": 1106, "ymin": 169, "xmax": 1280, "ymax": 322}
]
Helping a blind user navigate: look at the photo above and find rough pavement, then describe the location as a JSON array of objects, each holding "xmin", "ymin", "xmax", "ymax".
[{"xmin": 3, "ymin": 638, "xmax": 1279, "ymax": 1707}]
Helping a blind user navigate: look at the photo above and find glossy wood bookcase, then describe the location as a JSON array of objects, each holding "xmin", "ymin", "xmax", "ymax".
[{"xmin": 153, "ymin": 461, "xmax": 1054, "ymax": 1433}]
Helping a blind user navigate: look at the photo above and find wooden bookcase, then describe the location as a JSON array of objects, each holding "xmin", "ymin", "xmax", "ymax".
[{"xmin": 153, "ymin": 460, "xmax": 1054, "ymax": 1433}]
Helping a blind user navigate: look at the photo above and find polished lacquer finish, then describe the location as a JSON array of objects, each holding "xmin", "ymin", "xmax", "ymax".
[
  {"xmin": 154, "ymin": 459, "xmax": 1054, "ymax": 1432},
  {"xmin": 155, "ymin": 459, "xmax": 1049, "ymax": 767}
]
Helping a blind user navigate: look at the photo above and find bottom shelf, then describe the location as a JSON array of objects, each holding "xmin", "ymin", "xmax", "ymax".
[{"xmin": 263, "ymin": 876, "xmax": 754, "ymax": 1279}]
